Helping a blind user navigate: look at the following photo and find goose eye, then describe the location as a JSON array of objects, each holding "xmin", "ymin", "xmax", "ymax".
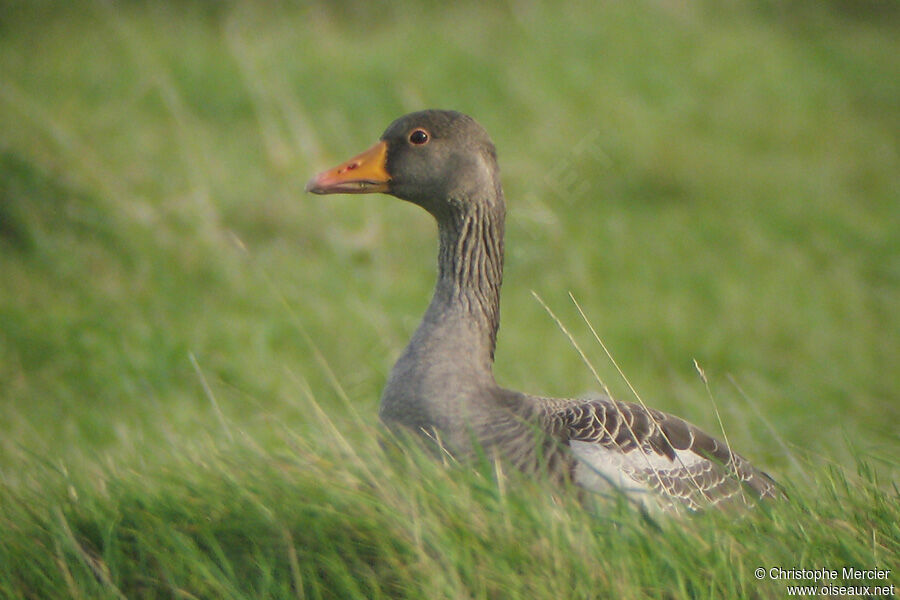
[{"xmin": 409, "ymin": 129, "xmax": 429, "ymax": 145}]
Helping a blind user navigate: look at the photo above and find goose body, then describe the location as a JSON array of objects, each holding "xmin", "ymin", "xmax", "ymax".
[{"xmin": 307, "ymin": 110, "xmax": 780, "ymax": 511}]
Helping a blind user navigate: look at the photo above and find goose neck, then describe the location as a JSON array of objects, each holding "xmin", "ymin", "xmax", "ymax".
[{"xmin": 431, "ymin": 199, "xmax": 505, "ymax": 359}]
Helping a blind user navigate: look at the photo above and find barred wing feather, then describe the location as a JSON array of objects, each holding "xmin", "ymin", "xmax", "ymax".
[{"xmin": 546, "ymin": 396, "xmax": 781, "ymax": 511}]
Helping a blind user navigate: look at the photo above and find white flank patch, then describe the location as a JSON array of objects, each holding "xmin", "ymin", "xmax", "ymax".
[{"xmin": 569, "ymin": 439, "xmax": 710, "ymax": 510}]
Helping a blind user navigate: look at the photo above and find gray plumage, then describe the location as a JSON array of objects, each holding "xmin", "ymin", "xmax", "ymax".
[{"xmin": 307, "ymin": 109, "xmax": 782, "ymax": 511}]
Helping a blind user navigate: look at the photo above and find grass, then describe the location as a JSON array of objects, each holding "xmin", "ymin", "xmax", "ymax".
[
  {"xmin": 2, "ymin": 418, "xmax": 897, "ymax": 599},
  {"xmin": 0, "ymin": 0, "xmax": 898, "ymax": 597}
]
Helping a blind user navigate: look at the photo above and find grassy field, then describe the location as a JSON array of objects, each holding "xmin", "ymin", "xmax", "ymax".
[{"xmin": 1, "ymin": 1, "xmax": 898, "ymax": 598}]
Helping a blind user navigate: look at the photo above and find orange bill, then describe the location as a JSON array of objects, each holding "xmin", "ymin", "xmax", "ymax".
[{"xmin": 305, "ymin": 140, "xmax": 390, "ymax": 195}]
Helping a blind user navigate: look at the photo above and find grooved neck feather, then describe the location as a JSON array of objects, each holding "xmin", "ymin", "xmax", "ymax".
[{"xmin": 432, "ymin": 197, "xmax": 505, "ymax": 360}]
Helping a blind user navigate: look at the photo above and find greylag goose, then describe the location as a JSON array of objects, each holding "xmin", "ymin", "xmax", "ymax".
[{"xmin": 306, "ymin": 110, "xmax": 781, "ymax": 511}]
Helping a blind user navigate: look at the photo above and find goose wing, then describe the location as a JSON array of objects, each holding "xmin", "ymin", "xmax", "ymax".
[{"xmin": 542, "ymin": 395, "xmax": 781, "ymax": 511}]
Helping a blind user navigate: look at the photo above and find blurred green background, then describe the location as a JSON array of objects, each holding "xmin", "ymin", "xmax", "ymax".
[{"xmin": 1, "ymin": 0, "xmax": 897, "ymax": 478}]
